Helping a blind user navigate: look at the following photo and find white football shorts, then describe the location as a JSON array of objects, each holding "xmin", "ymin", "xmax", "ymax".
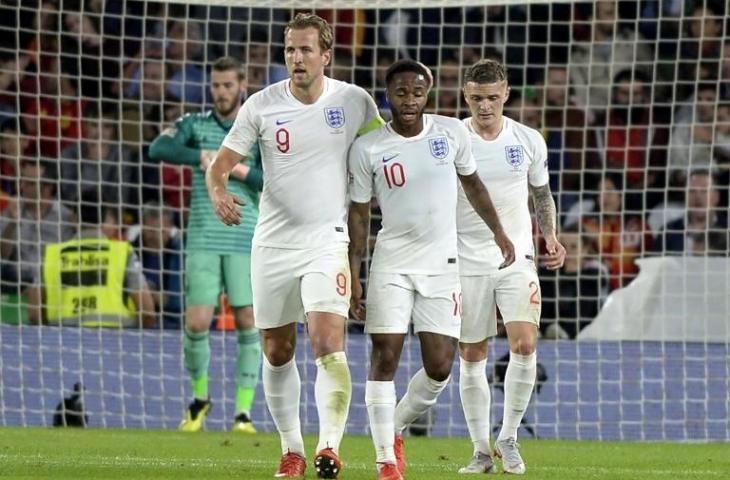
[
  {"xmin": 459, "ymin": 258, "xmax": 541, "ymax": 343},
  {"xmin": 251, "ymin": 243, "xmax": 350, "ymax": 329},
  {"xmin": 365, "ymin": 271, "xmax": 461, "ymax": 339}
]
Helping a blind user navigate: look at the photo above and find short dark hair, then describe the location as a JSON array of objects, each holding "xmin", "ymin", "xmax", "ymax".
[
  {"xmin": 464, "ymin": 59, "xmax": 508, "ymax": 85},
  {"xmin": 600, "ymin": 172, "xmax": 624, "ymax": 192},
  {"xmin": 212, "ymin": 56, "xmax": 246, "ymax": 82},
  {"xmin": 21, "ymin": 158, "xmax": 57, "ymax": 182},
  {"xmin": 285, "ymin": 13, "xmax": 333, "ymax": 52},
  {"xmin": 689, "ymin": 168, "xmax": 715, "ymax": 184},
  {"xmin": 77, "ymin": 193, "xmax": 118, "ymax": 226},
  {"xmin": 385, "ymin": 60, "xmax": 432, "ymax": 88},
  {"xmin": 0, "ymin": 116, "xmax": 26, "ymax": 134},
  {"xmin": 78, "ymin": 200, "xmax": 102, "ymax": 226},
  {"xmin": 83, "ymin": 102, "xmax": 101, "ymax": 119},
  {"xmin": 697, "ymin": 82, "xmax": 718, "ymax": 95},
  {"xmin": 81, "ymin": 101, "xmax": 118, "ymax": 121},
  {"xmin": 21, "ymin": 158, "xmax": 58, "ymax": 196},
  {"xmin": 613, "ymin": 68, "xmax": 651, "ymax": 85}
]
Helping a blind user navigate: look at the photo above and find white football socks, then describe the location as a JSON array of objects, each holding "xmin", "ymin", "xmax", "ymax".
[
  {"xmin": 498, "ymin": 351, "xmax": 536, "ymax": 441},
  {"xmin": 365, "ymin": 380, "xmax": 397, "ymax": 464},
  {"xmin": 459, "ymin": 358, "xmax": 491, "ymax": 455},
  {"xmin": 394, "ymin": 368, "xmax": 449, "ymax": 433},
  {"xmin": 314, "ymin": 351, "xmax": 352, "ymax": 454},
  {"xmin": 263, "ymin": 355, "xmax": 305, "ymax": 456}
]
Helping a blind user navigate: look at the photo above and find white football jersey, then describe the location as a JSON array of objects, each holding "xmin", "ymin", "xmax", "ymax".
[
  {"xmin": 456, "ymin": 116, "xmax": 549, "ymax": 274},
  {"xmin": 349, "ymin": 114, "xmax": 477, "ymax": 274},
  {"xmin": 223, "ymin": 77, "xmax": 380, "ymax": 248}
]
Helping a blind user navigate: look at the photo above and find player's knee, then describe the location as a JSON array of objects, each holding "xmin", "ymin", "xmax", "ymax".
[
  {"xmin": 511, "ymin": 337, "xmax": 537, "ymax": 356},
  {"xmin": 308, "ymin": 329, "xmax": 345, "ymax": 358},
  {"xmin": 264, "ymin": 347, "xmax": 295, "ymax": 366},
  {"xmin": 262, "ymin": 337, "xmax": 295, "ymax": 366},
  {"xmin": 234, "ymin": 306, "xmax": 254, "ymax": 330},
  {"xmin": 310, "ymin": 338, "xmax": 341, "ymax": 358},
  {"xmin": 423, "ymin": 351, "xmax": 455, "ymax": 381},
  {"xmin": 369, "ymin": 348, "xmax": 399, "ymax": 379},
  {"xmin": 185, "ymin": 305, "xmax": 215, "ymax": 333},
  {"xmin": 424, "ymin": 362, "xmax": 452, "ymax": 382},
  {"xmin": 459, "ymin": 341, "xmax": 488, "ymax": 362},
  {"xmin": 185, "ymin": 318, "xmax": 210, "ymax": 334}
]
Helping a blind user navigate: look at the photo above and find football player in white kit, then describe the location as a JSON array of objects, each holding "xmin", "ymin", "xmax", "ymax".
[
  {"xmin": 455, "ymin": 59, "xmax": 566, "ymax": 475},
  {"xmin": 347, "ymin": 60, "xmax": 515, "ymax": 480},
  {"xmin": 206, "ymin": 13, "xmax": 383, "ymax": 479}
]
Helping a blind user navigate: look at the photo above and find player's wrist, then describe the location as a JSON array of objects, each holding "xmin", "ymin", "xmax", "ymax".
[
  {"xmin": 211, "ymin": 184, "xmax": 227, "ymax": 197},
  {"xmin": 544, "ymin": 233, "xmax": 558, "ymax": 244}
]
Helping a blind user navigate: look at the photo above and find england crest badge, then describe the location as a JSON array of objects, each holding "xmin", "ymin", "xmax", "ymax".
[
  {"xmin": 429, "ymin": 137, "xmax": 449, "ymax": 160},
  {"xmin": 324, "ymin": 107, "xmax": 345, "ymax": 129},
  {"xmin": 505, "ymin": 145, "xmax": 524, "ymax": 170}
]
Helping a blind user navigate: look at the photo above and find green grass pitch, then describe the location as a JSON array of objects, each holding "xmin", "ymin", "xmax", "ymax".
[{"xmin": 1, "ymin": 428, "xmax": 728, "ymax": 479}]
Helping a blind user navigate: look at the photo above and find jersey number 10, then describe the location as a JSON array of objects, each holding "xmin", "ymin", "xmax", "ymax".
[{"xmin": 383, "ymin": 162, "xmax": 406, "ymax": 188}]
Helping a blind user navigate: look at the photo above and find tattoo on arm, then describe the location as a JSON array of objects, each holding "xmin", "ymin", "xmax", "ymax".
[
  {"xmin": 530, "ymin": 183, "xmax": 557, "ymax": 239},
  {"xmin": 458, "ymin": 172, "xmax": 504, "ymax": 234}
]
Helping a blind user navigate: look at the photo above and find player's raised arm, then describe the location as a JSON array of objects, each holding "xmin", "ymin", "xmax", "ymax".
[
  {"xmin": 458, "ymin": 172, "xmax": 515, "ymax": 269},
  {"xmin": 206, "ymin": 146, "xmax": 246, "ymax": 226}
]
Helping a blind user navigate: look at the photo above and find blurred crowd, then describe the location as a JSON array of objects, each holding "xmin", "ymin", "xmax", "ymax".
[{"xmin": 0, "ymin": 0, "xmax": 728, "ymax": 336}]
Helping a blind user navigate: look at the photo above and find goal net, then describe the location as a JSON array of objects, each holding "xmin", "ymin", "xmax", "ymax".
[{"xmin": 0, "ymin": 0, "xmax": 728, "ymax": 442}]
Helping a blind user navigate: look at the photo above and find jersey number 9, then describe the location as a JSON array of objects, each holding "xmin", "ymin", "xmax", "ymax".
[{"xmin": 276, "ymin": 128, "xmax": 290, "ymax": 153}]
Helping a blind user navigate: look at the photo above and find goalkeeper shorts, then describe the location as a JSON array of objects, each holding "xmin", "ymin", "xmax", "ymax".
[{"xmin": 185, "ymin": 252, "xmax": 253, "ymax": 308}]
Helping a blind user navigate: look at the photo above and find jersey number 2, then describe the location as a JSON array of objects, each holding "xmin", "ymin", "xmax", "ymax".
[
  {"xmin": 276, "ymin": 128, "xmax": 290, "ymax": 153},
  {"xmin": 528, "ymin": 281, "xmax": 541, "ymax": 305}
]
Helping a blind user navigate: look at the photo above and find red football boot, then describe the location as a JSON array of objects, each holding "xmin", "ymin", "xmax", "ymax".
[
  {"xmin": 377, "ymin": 462, "xmax": 403, "ymax": 480},
  {"xmin": 314, "ymin": 447, "xmax": 342, "ymax": 478},
  {"xmin": 274, "ymin": 450, "xmax": 306, "ymax": 478},
  {"xmin": 394, "ymin": 435, "xmax": 406, "ymax": 475}
]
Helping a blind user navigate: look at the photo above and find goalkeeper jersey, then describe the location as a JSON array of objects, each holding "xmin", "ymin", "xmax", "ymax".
[{"xmin": 149, "ymin": 110, "xmax": 262, "ymax": 254}]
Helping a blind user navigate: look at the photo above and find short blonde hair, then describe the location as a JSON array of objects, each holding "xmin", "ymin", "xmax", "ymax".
[
  {"xmin": 285, "ymin": 13, "xmax": 333, "ymax": 52},
  {"xmin": 464, "ymin": 59, "xmax": 508, "ymax": 85}
]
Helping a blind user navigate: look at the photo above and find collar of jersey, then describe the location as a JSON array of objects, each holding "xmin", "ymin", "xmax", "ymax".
[
  {"xmin": 209, "ymin": 110, "xmax": 234, "ymax": 132},
  {"xmin": 284, "ymin": 76, "xmax": 331, "ymax": 106},
  {"xmin": 467, "ymin": 116, "xmax": 509, "ymax": 142},
  {"xmin": 385, "ymin": 114, "xmax": 433, "ymax": 140}
]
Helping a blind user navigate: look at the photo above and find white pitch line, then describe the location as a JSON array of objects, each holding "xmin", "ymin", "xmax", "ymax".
[{"xmin": 1, "ymin": 454, "xmax": 726, "ymax": 477}]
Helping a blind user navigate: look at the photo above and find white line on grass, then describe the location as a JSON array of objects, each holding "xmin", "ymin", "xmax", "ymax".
[{"xmin": 1, "ymin": 454, "xmax": 726, "ymax": 477}]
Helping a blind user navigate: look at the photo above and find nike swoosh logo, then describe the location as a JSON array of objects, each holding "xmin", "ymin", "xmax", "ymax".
[
  {"xmin": 382, "ymin": 154, "xmax": 399, "ymax": 163},
  {"xmin": 276, "ymin": 119, "xmax": 292, "ymax": 125}
]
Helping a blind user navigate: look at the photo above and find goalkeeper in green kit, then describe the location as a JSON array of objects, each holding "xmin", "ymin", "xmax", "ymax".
[{"xmin": 149, "ymin": 57, "xmax": 262, "ymax": 433}]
